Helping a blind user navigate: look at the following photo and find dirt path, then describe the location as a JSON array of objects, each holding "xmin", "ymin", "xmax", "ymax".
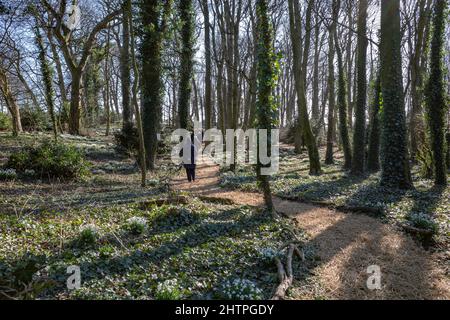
[{"xmin": 171, "ymin": 160, "xmax": 450, "ymax": 300}]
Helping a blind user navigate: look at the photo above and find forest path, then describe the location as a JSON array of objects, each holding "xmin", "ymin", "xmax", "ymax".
[{"xmin": 170, "ymin": 160, "xmax": 450, "ymax": 300}]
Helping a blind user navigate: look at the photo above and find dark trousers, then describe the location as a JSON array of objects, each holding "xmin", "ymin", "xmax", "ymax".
[{"xmin": 185, "ymin": 166, "xmax": 196, "ymax": 182}]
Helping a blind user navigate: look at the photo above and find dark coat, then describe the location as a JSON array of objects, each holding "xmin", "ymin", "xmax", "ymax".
[{"xmin": 180, "ymin": 144, "xmax": 197, "ymax": 169}]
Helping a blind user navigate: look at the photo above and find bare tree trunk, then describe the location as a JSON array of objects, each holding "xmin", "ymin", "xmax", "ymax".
[
  {"xmin": 128, "ymin": 0, "xmax": 147, "ymax": 187},
  {"xmin": 41, "ymin": 0, "xmax": 120, "ymax": 135},
  {"xmin": 346, "ymin": 2, "xmax": 354, "ymax": 131},
  {"xmin": 47, "ymin": 31, "xmax": 67, "ymax": 132},
  {"xmin": 247, "ymin": 5, "xmax": 258, "ymax": 129},
  {"xmin": 0, "ymin": 68, "xmax": 22, "ymax": 136},
  {"xmin": 311, "ymin": 19, "xmax": 321, "ymax": 133},
  {"xmin": 334, "ymin": 13, "xmax": 353, "ymax": 170},
  {"xmin": 112, "ymin": 76, "xmax": 120, "ymax": 116},
  {"xmin": 410, "ymin": 0, "xmax": 432, "ymax": 160},
  {"xmin": 288, "ymin": 0, "xmax": 322, "ymax": 175},
  {"xmin": 15, "ymin": 62, "xmax": 40, "ymax": 110},
  {"xmin": 105, "ymin": 25, "xmax": 111, "ymax": 136},
  {"xmin": 121, "ymin": 0, "xmax": 132, "ymax": 133},
  {"xmin": 325, "ymin": 1, "xmax": 338, "ymax": 165},
  {"xmin": 212, "ymin": 19, "xmax": 225, "ymax": 133},
  {"xmin": 192, "ymin": 78, "xmax": 200, "ymax": 121},
  {"xmin": 201, "ymin": 0, "xmax": 212, "ymax": 131},
  {"xmin": 69, "ymin": 71, "xmax": 82, "ymax": 134}
]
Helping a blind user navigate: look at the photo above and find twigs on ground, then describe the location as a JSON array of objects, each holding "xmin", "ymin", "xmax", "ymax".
[
  {"xmin": 398, "ymin": 223, "xmax": 434, "ymax": 237},
  {"xmin": 110, "ymin": 231, "xmax": 129, "ymax": 252},
  {"xmin": 294, "ymin": 246, "xmax": 305, "ymax": 261},
  {"xmin": 271, "ymin": 244, "xmax": 305, "ymax": 300},
  {"xmin": 0, "ymin": 282, "xmax": 35, "ymax": 300},
  {"xmin": 0, "ymin": 286, "xmax": 18, "ymax": 300}
]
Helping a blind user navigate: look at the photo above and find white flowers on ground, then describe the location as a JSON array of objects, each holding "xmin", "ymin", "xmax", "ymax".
[
  {"xmin": 219, "ymin": 279, "xmax": 263, "ymax": 300},
  {"xmin": 408, "ymin": 213, "xmax": 438, "ymax": 232},
  {"xmin": 258, "ymin": 247, "xmax": 280, "ymax": 262},
  {"xmin": 24, "ymin": 169, "xmax": 36, "ymax": 177},
  {"xmin": 125, "ymin": 216, "xmax": 148, "ymax": 235},
  {"xmin": 79, "ymin": 224, "xmax": 99, "ymax": 245},
  {"xmin": 147, "ymin": 179, "xmax": 160, "ymax": 187},
  {"xmin": 0, "ymin": 169, "xmax": 17, "ymax": 180},
  {"xmin": 155, "ymin": 279, "xmax": 183, "ymax": 300}
]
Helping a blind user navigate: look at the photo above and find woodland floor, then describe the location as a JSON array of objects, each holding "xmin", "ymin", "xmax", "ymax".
[
  {"xmin": 172, "ymin": 159, "xmax": 450, "ymax": 299},
  {"xmin": 0, "ymin": 131, "xmax": 449, "ymax": 300}
]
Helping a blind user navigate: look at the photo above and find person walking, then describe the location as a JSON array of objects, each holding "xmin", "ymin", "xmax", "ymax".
[{"xmin": 181, "ymin": 133, "xmax": 198, "ymax": 183}]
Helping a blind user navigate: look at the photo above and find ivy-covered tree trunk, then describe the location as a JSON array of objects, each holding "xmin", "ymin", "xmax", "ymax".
[
  {"xmin": 333, "ymin": 6, "xmax": 352, "ymax": 171},
  {"xmin": 367, "ymin": 73, "xmax": 381, "ymax": 172},
  {"xmin": 121, "ymin": 0, "xmax": 133, "ymax": 134},
  {"xmin": 84, "ymin": 54, "xmax": 102, "ymax": 127},
  {"xmin": 255, "ymin": 0, "xmax": 276, "ymax": 212},
  {"xmin": 178, "ymin": 0, "xmax": 195, "ymax": 130},
  {"xmin": 425, "ymin": 0, "xmax": 448, "ymax": 186},
  {"xmin": 446, "ymin": 132, "xmax": 450, "ymax": 170},
  {"xmin": 351, "ymin": 0, "xmax": 368, "ymax": 176},
  {"xmin": 288, "ymin": 0, "xmax": 322, "ymax": 175},
  {"xmin": 141, "ymin": 0, "xmax": 171, "ymax": 170},
  {"xmin": 380, "ymin": 0, "xmax": 413, "ymax": 189},
  {"xmin": 35, "ymin": 26, "xmax": 57, "ymax": 141}
]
